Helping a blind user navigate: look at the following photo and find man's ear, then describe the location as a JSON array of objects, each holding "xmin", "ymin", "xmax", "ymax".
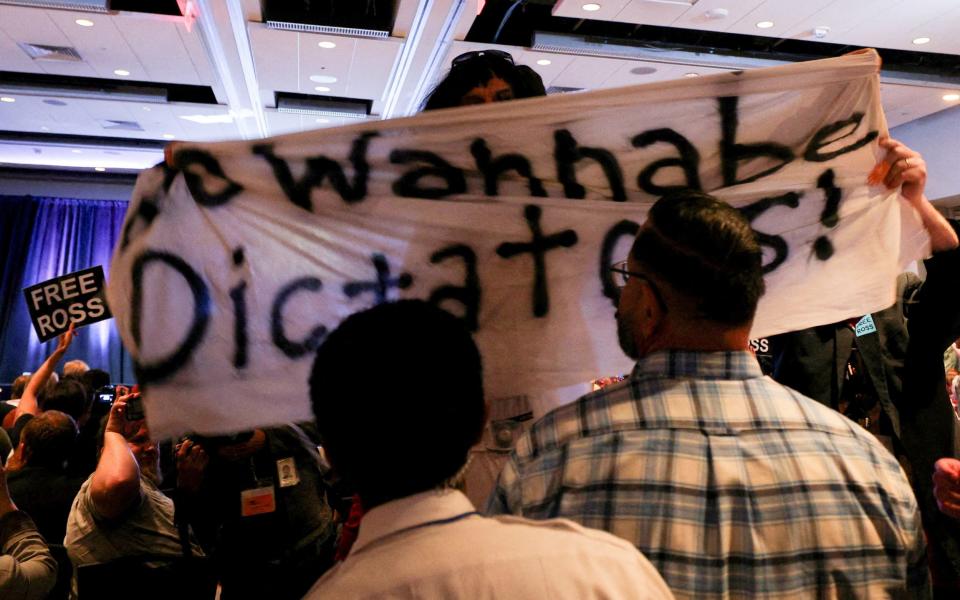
[
  {"xmin": 9, "ymin": 441, "xmax": 29, "ymax": 470},
  {"xmin": 636, "ymin": 280, "xmax": 666, "ymax": 338}
]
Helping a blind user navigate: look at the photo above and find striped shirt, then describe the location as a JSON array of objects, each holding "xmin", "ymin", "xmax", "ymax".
[{"xmin": 487, "ymin": 350, "xmax": 929, "ymax": 599}]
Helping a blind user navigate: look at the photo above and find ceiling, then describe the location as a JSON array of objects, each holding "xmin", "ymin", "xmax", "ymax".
[{"xmin": 0, "ymin": 0, "xmax": 957, "ymax": 178}]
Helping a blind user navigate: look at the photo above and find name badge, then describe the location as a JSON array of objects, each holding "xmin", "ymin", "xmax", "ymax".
[
  {"xmin": 240, "ymin": 486, "xmax": 276, "ymax": 517},
  {"xmin": 276, "ymin": 457, "xmax": 300, "ymax": 488},
  {"xmin": 855, "ymin": 314, "xmax": 877, "ymax": 337}
]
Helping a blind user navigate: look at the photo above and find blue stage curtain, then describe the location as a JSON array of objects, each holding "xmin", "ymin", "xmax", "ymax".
[{"xmin": 0, "ymin": 195, "xmax": 134, "ymax": 384}]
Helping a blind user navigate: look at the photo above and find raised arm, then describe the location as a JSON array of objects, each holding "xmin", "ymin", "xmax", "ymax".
[
  {"xmin": 878, "ymin": 137, "xmax": 959, "ymax": 253},
  {"xmin": 15, "ymin": 325, "xmax": 76, "ymax": 419},
  {"xmin": 89, "ymin": 393, "xmax": 143, "ymax": 520}
]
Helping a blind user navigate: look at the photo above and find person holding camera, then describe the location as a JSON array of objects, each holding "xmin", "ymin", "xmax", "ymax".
[{"xmin": 64, "ymin": 390, "xmax": 204, "ymax": 577}]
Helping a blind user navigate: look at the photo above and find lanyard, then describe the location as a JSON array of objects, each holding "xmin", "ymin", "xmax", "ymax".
[{"xmin": 350, "ymin": 510, "xmax": 480, "ymax": 557}]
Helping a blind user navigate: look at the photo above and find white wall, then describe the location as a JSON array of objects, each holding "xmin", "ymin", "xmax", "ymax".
[{"xmin": 890, "ymin": 104, "xmax": 960, "ymax": 202}]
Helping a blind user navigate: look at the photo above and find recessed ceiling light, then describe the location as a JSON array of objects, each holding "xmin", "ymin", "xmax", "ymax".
[
  {"xmin": 536, "ymin": 59, "xmax": 552, "ymax": 66},
  {"xmin": 582, "ymin": 3, "xmax": 601, "ymax": 11},
  {"xmin": 318, "ymin": 41, "xmax": 336, "ymax": 49},
  {"xmin": 72, "ymin": 149, "xmax": 83, "ymax": 154},
  {"xmin": 944, "ymin": 93, "xmax": 960, "ymax": 102},
  {"xmin": 912, "ymin": 37, "xmax": 930, "ymax": 45},
  {"xmin": 309, "ymin": 75, "xmax": 338, "ymax": 84},
  {"xmin": 0, "ymin": 97, "xmax": 15, "ymax": 103},
  {"xmin": 314, "ymin": 86, "xmax": 331, "ymax": 92},
  {"xmin": 40, "ymin": 126, "xmax": 50, "ymax": 131},
  {"xmin": 114, "ymin": 69, "xmax": 130, "ymax": 76},
  {"xmin": 684, "ymin": 72, "xmax": 700, "ymax": 78},
  {"xmin": 630, "ymin": 66, "xmax": 657, "ymax": 75},
  {"xmin": 756, "ymin": 21, "xmax": 774, "ymax": 29},
  {"xmin": 75, "ymin": 19, "xmax": 94, "ymax": 27},
  {"xmin": 94, "ymin": 167, "xmax": 106, "ymax": 172},
  {"xmin": 315, "ymin": 118, "xmax": 329, "ymax": 123},
  {"xmin": 143, "ymin": 106, "xmax": 151, "ymax": 111},
  {"xmin": 162, "ymin": 133, "xmax": 175, "ymax": 139}
]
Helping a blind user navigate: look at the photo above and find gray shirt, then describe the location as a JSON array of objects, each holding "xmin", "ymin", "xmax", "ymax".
[
  {"xmin": 64, "ymin": 475, "xmax": 201, "ymax": 567},
  {"xmin": 0, "ymin": 510, "xmax": 57, "ymax": 600}
]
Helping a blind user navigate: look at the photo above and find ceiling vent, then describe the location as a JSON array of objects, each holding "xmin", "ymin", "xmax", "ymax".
[
  {"xmin": 98, "ymin": 119, "xmax": 144, "ymax": 132},
  {"xmin": 0, "ymin": 0, "xmax": 108, "ymax": 10},
  {"xmin": 546, "ymin": 85, "xmax": 583, "ymax": 95},
  {"xmin": 266, "ymin": 21, "xmax": 389, "ymax": 39},
  {"xmin": 18, "ymin": 43, "xmax": 82, "ymax": 62},
  {"xmin": 275, "ymin": 92, "xmax": 371, "ymax": 118}
]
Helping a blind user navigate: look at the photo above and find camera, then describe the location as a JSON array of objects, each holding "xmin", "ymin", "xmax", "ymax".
[
  {"xmin": 125, "ymin": 394, "xmax": 145, "ymax": 421},
  {"xmin": 93, "ymin": 385, "xmax": 116, "ymax": 406}
]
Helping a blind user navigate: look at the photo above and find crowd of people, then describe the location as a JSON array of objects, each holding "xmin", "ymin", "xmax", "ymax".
[{"xmin": 2, "ymin": 50, "xmax": 960, "ymax": 599}]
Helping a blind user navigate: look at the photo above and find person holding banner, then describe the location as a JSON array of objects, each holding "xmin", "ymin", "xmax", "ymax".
[
  {"xmin": 422, "ymin": 49, "xmax": 545, "ymax": 111},
  {"xmin": 487, "ymin": 189, "xmax": 929, "ymax": 597},
  {"xmin": 304, "ymin": 300, "xmax": 674, "ymax": 599},
  {"xmin": 770, "ymin": 138, "xmax": 960, "ymax": 593}
]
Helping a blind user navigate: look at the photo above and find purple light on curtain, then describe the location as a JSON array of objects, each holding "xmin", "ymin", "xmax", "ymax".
[{"xmin": 0, "ymin": 196, "xmax": 133, "ymax": 382}]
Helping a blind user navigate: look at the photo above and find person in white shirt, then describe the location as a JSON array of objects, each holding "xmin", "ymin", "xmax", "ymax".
[{"xmin": 304, "ymin": 300, "xmax": 673, "ymax": 599}]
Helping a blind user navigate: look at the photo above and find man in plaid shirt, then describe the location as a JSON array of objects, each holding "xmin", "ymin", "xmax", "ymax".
[{"xmin": 487, "ymin": 189, "xmax": 929, "ymax": 598}]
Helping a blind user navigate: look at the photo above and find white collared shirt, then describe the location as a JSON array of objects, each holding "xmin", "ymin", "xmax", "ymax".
[{"xmin": 304, "ymin": 489, "xmax": 672, "ymax": 599}]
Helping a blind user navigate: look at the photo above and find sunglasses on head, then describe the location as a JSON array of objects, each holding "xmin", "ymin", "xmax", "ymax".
[{"xmin": 451, "ymin": 49, "xmax": 515, "ymax": 67}]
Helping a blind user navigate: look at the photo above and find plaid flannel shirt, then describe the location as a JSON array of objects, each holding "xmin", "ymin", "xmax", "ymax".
[{"xmin": 487, "ymin": 350, "xmax": 929, "ymax": 599}]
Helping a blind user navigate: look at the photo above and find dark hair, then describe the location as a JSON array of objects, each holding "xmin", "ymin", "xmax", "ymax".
[
  {"xmin": 422, "ymin": 52, "xmax": 546, "ymax": 111},
  {"xmin": 631, "ymin": 190, "xmax": 765, "ymax": 325},
  {"xmin": 309, "ymin": 300, "xmax": 485, "ymax": 504},
  {"xmin": 21, "ymin": 410, "xmax": 78, "ymax": 469},
  {"xmin": 42, "ymin": 379, "xmax": 89, "ymax": 421},
  {"xmin": 80, "ymin": 369, "xmax": 111, "ymax": 396}
]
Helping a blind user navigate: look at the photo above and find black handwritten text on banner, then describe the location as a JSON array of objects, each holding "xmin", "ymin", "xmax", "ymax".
[
  {"xmin": 109, "ymin": 49, "xmax": 928, "ymax": 439},
  {"xmin": 24, "ymin": 266, "xmax": 112, "ymax": 343}
]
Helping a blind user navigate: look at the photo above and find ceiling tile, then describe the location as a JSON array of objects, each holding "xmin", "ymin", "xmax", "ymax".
[
  {"xmin": 615, "ymin": 1, "xmax": 690, "ymax": 27},
  {"xmin": 726, "ymin": 0, "xmax": 836, "ymax": 38},
  {"xmin": 671, "ymin": 0, "xmax": 767, "ymax": 32},
  {"xmin": 552, "ymin": 0, "xmax": 631, "ymax": 21}
]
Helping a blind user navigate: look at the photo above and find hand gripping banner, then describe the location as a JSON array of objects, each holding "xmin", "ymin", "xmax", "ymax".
[{"xmin": 109, "ymin": 49, "xmax": 929, "ymax": 439}]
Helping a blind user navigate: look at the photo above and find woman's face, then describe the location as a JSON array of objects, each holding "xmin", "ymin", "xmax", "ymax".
[{"xmin": 459, "ymin": 76, "xmax": 514, "ymax": 106}]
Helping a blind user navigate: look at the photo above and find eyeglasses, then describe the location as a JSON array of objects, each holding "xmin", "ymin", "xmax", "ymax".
[
  {"xmin": 451, "ymin": 49, "xmax": 515, "ymax": 67},
  {"xmin": 609, "ymin": 261, "xmax": 668, "ymax": 312}
]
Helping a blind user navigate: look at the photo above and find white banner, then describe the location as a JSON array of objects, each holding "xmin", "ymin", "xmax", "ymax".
[{"xmin": 109, "ymin": 49, "xmax": 928, "ymax": 439}]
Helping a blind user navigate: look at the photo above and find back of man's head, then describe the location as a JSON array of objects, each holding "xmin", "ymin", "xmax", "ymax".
[
  {"xmin": 63, "ymin": 359, "xmax": 90, "ymax": 378},
  {"xmin": 35, "ymin": 372, "xmax": 59, "ymax": 407},
  {"xmin": 42, "ymin": 379, "xmax": 89, "ymax": 422},
  {"xmin": 11, "ymin": 374, "xmax": 30, "ymax": 399},
  {"xmin": 21, "ymin": 410, "xmax": 78, "ymax": 469},
  {"xmin": 80, "ymin": 369, "xmax": 110, "ymax": 396},
  {"xmin": 632, "ymin": 190, "xmax": 765, "ymax": 325},
  {"xmin": 309, "ymin": 300, "xmax": 485, "ymax": 506}
]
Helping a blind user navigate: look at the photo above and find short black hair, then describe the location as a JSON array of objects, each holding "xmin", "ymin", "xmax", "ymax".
[
  {"xmin": 309, "ymin": 300, "xmax": 485, "ymax": 505},
  {"xmin": 42, "ymin": 379, "xmax": 89, "ymax": 422},
  {"xmin": 422, "ymin": 52, "xmax": 546, "ymax": 111},
  {"xmin": 80, "ymin": 369, "xmax": 111, "ymax": 396},
  {"xmin": 21, "ymin": 410, "xmax": 78, "ymax": 469},
  {"xmin": 631, "ymin": 190, "xmax": 765, "ymax": 325}
]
